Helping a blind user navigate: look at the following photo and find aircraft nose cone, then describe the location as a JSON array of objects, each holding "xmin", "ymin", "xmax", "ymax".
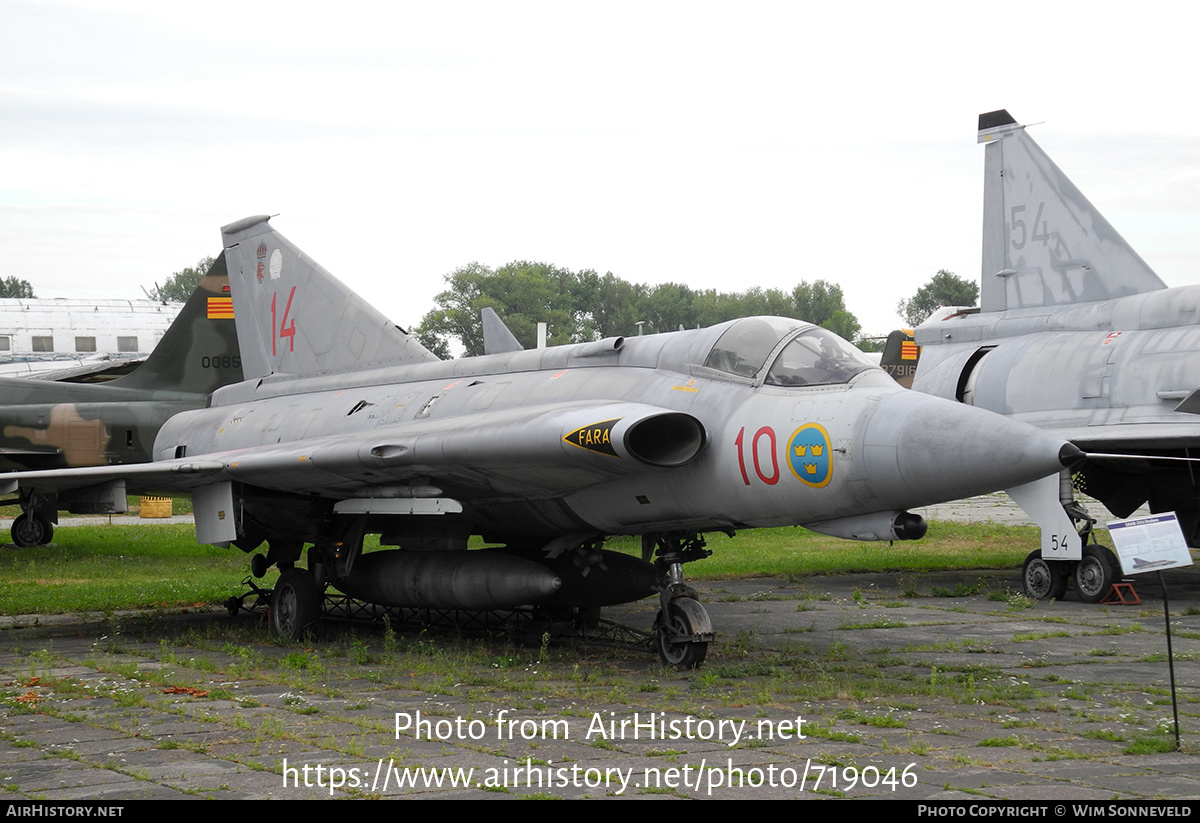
[{"xmin": 861, "ymin": 391, "xmax": 1073, "ymax": 507}]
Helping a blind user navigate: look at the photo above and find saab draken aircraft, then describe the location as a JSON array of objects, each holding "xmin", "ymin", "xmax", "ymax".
[
  {"xmin": 0, "ymin": 255, "xmax": 242, "ymax": 546},
  {"xmin": 1, "ymin": 217, "xmax": 1082, "ymax": 666},
  {"xmin": 911, "ymin": 110, "xmax": 1200, "ymax": 602}
]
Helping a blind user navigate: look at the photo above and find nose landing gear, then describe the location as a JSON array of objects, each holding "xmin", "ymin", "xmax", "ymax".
[{"xmin": 645, "ymin": 532, "xmax": 717, "ymax": 669}]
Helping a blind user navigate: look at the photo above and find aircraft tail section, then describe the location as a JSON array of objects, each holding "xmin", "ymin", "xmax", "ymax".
[
  {"xmin": 978, "ymin": 109, "xmax": 1165, "ymax": 313},
  {"xmin": 112, "ymin": 252, "xmax": 243, "ymax": 394},
  {"xmin": 482, "ymin": 307, "xmax": 524, "ymax": 354},
  {"xmin": 221, "ymin": 216, "xmax": 440, "ymax": 379},
  {"xmin": 878, "ymin": 328, "xmax": 919, "ymax": 388}
]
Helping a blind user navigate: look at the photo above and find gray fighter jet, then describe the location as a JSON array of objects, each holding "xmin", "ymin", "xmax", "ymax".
[
  {"xmin": 3, "ymin": 217, "xmax": 1081, "ymax": 665},
  {"xmin": 0, "ymin": 255, "xmax": 242, "ymax": 546},
  {"xmin": 911, "ymin": 110, "xmax": 1200, "ymax": 602}
]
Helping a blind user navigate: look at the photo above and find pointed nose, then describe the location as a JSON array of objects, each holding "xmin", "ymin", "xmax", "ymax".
[{"xmin": 861, "ymin": 391, "xmax": 1076, "ymax": 507}]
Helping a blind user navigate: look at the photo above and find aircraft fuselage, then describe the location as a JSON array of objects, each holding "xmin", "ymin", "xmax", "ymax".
[{"xmin": 156, "ymin": 325, "xmax": 1072, "ymax": 546}]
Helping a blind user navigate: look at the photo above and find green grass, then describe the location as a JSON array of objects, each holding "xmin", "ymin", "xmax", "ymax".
[
  {"xmin": 0, "ymin": 524, "xmax": 257, "ymax": 614},
  {"xmin": 0, "ymin": 495, "xmax": 193, "ymax": 519},
  {"xmin": 605, "ymin": 521, "xmax": 1040, "ymax": 580},
  {"xmin": 0, "ymin": 520, "xmax": 1041, "ymax": 616}
]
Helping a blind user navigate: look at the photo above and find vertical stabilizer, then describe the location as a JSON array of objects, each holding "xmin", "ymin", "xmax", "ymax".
[
  {"xmin": 220, "ymin": 216, "xmax": 441, "ymax": 380},
  {"xmin": 978, "ymin": 110, "xmax": 1165, "ymax": 313},
  {"xmin": 482, "ymin": 307, "xmax": 525, "ymax": 354},
  {"xmin": 112, "ymin": 252, "xmax": 243, "ymax": 394},
  {"xmin": 878, "ymin": 328, "xmax": 919, "ymax": 389}
]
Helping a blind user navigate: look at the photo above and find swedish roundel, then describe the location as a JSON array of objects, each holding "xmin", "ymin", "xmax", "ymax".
[{"xmin": 787, "ymin": 423, "xmax": 832, "ymax": 488}]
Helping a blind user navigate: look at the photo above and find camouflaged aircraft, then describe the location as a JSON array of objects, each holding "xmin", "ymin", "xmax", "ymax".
[
  {"xmin": 911, "ymin": 110, "xmax": 1200, "ymax": 603},
  {"xmin": 0, "ymin": 255, "xmax": 242, "ymax": 546},
  {"xmin": 2, "ymin": 216, "xmax": 1083, "ymax": 666}
]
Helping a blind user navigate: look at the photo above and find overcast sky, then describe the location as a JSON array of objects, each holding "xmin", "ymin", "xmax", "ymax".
[{"xmin": 3, "ymin": 0, "xmax": 1198, "ymax": 337}]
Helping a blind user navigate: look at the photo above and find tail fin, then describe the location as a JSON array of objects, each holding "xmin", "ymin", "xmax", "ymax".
[
  {"xmin": 111, "ymin": 252, "xmax": 243, "ymax": 394},
  {"xmin": 220, "ymin": 216, "xmax": 440, "ymax": 380},
  {"xmin": 878, "ymin": 328, "xmax": 919, "ymax": 388},
  {"xmin": 482, "ymin": 307, "xmax": 524, "ymax": 354},
  {"xmin": 978, "ymin": 109, "xmax": 1166, "ymax": 313}
]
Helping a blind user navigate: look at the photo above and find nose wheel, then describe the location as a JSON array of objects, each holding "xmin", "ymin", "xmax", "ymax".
[
  {"xmin": 654, "ymin": 598, "xmax": 711, "ymax": 669},
  {"xmin": 647, "ymin": 532, "xmax": 718, "ymax": 669}
]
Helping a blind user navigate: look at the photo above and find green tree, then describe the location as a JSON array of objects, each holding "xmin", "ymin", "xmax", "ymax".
[
  {"xmin": 416, "ymin": 262, "xmax": 868, "ymax": 355},
  {"xmin": 0, "ymin": 276, "xmax": 35, "ymax": 298},
  {"xmin": 415, "ymin": 261, "xmax": 589, "ymax": 357},
  {"xmin": 150, "ymin": 256, "xmax": 215, "ymax": 302},
  {"xmin": 897, "ymin": 269, "xmax": 979, "ymax": 327},
  {"xmin": 641, "ymin": 282, "xmax": 698, "ymax": 335},
  {"xmin": 792, "ymin": 280, "xmax": 860, "ymax": 341},
  {"xmin": 587, "ymin": 273, "xmax": 645, "ymax": 339}
]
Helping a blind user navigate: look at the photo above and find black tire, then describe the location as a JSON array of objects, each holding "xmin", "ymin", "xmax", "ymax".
[
  {"xmin": 250, "ymin": 553, "xmax": 269, "ymax": 579},
  {"xmin": 1074, "ymin": 544, "xmax": 1118, "ymax": 603},
  {"xmin": 269, "ymin": 568, "xmax": 322, "ymax": 640},
  {"xmin": 1022, "ymin": 550, "xmax": 1068, "ymax": 601},
  {"xmin": 655, "ymin": 601, "xmax": 708, "ymax": 669},
  {"xmin": 11, "ymin": 513, "xmax": 52, "ymax": 547}
]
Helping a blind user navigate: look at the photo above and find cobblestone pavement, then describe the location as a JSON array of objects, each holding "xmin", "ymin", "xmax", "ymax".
[
  {"xmin": 1, "ymin": 564, "xmax": 1198, "ymax": 800},
  {"xmin": 0, "ymin": 493, "xmax": 1192, "ymax": 800}
]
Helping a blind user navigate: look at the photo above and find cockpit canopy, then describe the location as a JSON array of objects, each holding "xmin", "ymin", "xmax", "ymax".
[{"xmin": 703, "ymin": 317, "xmax": 874, "ymax": 386}]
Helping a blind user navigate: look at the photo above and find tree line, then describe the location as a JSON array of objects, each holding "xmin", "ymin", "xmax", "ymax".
[
  {"xmin": 412, "ymin": 262, "xmax": 866, "ymax": 359},
  {"xmin": 139, "ymin": 257, "xmax": 979, "ymax": 359}
]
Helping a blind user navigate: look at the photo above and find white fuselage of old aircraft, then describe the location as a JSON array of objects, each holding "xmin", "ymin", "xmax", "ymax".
[{"xmin": 0, "ymin": 298, "xmax": 183, "ymax": 374}]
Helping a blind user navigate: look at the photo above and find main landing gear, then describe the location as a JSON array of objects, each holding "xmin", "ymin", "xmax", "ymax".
[
  {"xmin": 1022, "ymin": 545, "xmax": 1121, "ymax": 604},
  {"xmin": 241, "ymin": 537, "xmax": 329, "ymax": 641},
  {"xmin": 269, "ymin": 568, "xmax": 322, "ymax": 640},
  {"xmin": 645, "ymin": 533, "xmax": 717, "ymax": 669},
  {"xmin": 1022, "ymin": 498, "xmax": 1122, "ymax": 604},
  {"xmin": 1022, "ymin": 551, "xmax": 1068, "ymax": 601},
  {"xmin": 11, "ymin": 512, "xmax": 53, "ymax": 547},
  {"xmin": 9, "ymin": 491, "xmax": 56, "ymax": 547}
]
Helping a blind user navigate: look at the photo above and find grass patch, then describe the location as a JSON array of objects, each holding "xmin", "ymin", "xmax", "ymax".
[
  {"xmin": 0, "ymin": 522, "xmax": 1043, "ymax": 616},
  {"xmin": 606, "ymin": 522, "xmax": 1040, "ymax": 580},
  {"xmin": 0, "ymin": 525, "xmax": 258, "ymax": 614},
  {"xmin": 1124, "ymin": 735, "xmax": 1178, "ymax": 755},
  {"xmin": 978, "ymin": 736, "xmax": 1022, "ymax": 747}
]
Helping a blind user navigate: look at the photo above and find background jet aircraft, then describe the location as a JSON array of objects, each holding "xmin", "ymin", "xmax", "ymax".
[
  {"xmin": 2, "ymin": 217, "xmax": 1081, "ymax": 666},
  {"xmin": 0, "ymin": 254, "xmax": 242, "ymax": 546},
  {"xmin": 910, "ymin": 110, "xmax": 1200, "ymax": 601}
]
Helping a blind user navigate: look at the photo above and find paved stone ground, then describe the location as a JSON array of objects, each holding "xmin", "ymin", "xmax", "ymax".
[
  {"xmin": 917, "ymin": 492, "xmax": 1150, "ymax": 528},
  {"xmin": 0, "ymin": 495, "xmax": 1193, "ymax": 800},
  {"xmin": 1, "ymin": 562, "xmax": 1198, "ymax": 800}
]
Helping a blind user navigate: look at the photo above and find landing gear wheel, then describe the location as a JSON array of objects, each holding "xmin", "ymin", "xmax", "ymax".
[
  {"xmin": 269, "ymin": 568, "xmax": 322, "ymax": 640},
  {"xmin": 250, "ymin": 553, "xmax": 269, "ymax": 579},
  {"xmin": 1022, "ymin": 550, "xmax": 1068, "ymax": 601},
  {"xmin": 1074, "ymin": 545, "xmax": 1118, "ymax": 604},
  {"xmin": 11, "ymin": 513, "xmax": 52, "ymax": 547},
  {"xmin": 655, "ymin": 600, "xmax": 709, "ymax": 669}
]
